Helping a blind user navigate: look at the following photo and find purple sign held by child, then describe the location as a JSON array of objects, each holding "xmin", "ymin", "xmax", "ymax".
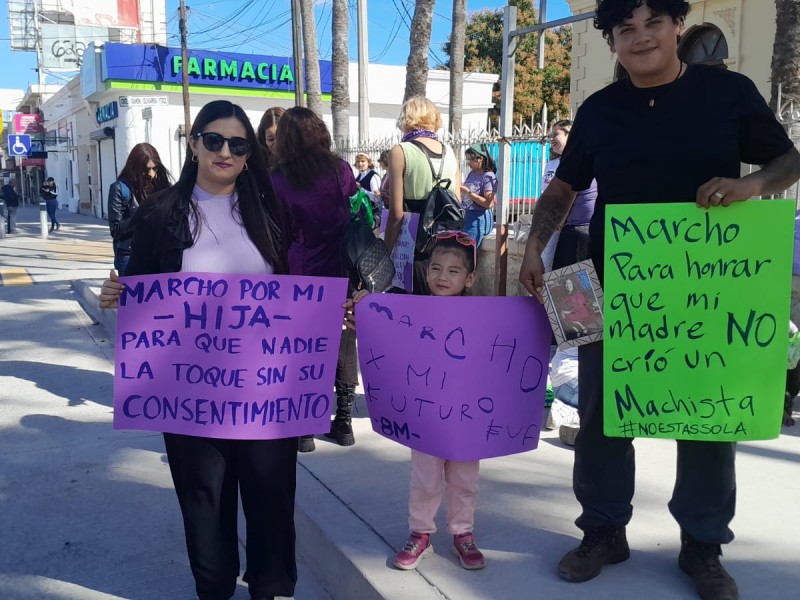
[
  {"xmin": 113, "ymin": 273, "xmax": 347, "ymax": 439},
  {"xmin": 380, "ymin": 209, "xmax": 419, "ymax": 292},
  {"xmin": 356, "ymin": 294, "xmax": 551, "ymax": 461}
]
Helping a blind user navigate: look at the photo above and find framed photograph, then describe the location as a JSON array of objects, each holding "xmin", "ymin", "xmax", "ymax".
[{"xmin": 542, "ymin": 260, "xmax": 604, "ymax": 349}]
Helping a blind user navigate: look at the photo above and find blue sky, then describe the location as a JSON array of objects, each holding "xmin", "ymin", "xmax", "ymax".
[{"xmin": 0, "ymin": 0, "xmax": 571, "ymax": 92}]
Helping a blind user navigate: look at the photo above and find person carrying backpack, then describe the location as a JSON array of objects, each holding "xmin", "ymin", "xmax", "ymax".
[
  {"xmin": 1, "ymin": 182, "xmax": 20, "ymax": 234},
  {"xmin": 384, "ymin": 96, "xmax": 462, "ymax": 294}
]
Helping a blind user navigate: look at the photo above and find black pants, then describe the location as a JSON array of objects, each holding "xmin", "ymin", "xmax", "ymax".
[
  {"xmin": 574, "ymin": 342, "xmax": 736, "ymax": 544},
  {"xmin": 552, "ymin": 224, "xmax": 590, "ymax": 270},
  {"xmin": 163, "ymin": 434, "xmax": 298, "ymax": 600},
  {"xmin": 336, "ymin": 326, "xmax": 358, "ymax": 389}
]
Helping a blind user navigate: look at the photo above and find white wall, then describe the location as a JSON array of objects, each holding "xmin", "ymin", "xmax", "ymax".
[{"xmin": 42, "ymin": 51, "xmax": 498, "ymax": 216}]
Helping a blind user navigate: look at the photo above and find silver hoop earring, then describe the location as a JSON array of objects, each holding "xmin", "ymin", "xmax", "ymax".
[{"xmin": 191, "ymin": 154, "xmax": 198, "ymax": 163}]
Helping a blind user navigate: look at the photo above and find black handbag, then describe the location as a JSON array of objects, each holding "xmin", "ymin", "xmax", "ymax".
[
  {"xmin": 337, "ymin": 167, "xmax": 396, "ymax": 292},
  {"xmin": 342, "ymin": 218, "xmax": 396, "ymax": 293}
]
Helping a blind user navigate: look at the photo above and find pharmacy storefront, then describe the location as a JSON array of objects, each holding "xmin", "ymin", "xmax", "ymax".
[{"xmin": 44, "ymin": 43, "xmax": 496, "ymax": 217}]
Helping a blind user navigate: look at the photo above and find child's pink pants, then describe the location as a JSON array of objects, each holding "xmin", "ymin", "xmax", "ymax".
[{"xmin": 408, "ymin": 449, "xmax": 480, "ymax": 536}]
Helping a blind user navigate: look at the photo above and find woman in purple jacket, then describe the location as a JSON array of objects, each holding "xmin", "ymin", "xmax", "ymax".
[{"xmin": 270, "ymin": 107, "xmax": 359, "ymax": 452}]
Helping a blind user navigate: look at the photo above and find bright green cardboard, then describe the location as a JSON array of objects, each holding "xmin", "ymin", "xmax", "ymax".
[{"xmin": 603, "ymin": 201, "xmax": 794, "ymax": 441}]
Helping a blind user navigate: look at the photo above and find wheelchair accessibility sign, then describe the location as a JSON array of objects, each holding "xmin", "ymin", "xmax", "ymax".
[{"xmin": 8, "ymin": 134, "xmax": 32, "ymax": 157}]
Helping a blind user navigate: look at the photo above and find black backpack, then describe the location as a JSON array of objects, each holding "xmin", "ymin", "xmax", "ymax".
[{"xmin": 409, "ymin": 140, "xmax": 465, "ymax": 255}]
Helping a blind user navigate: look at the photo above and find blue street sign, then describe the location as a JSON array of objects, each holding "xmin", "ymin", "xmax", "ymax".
[{"xmin": 8, "ymin": 134, "xmax": 32, "ymax": 157}]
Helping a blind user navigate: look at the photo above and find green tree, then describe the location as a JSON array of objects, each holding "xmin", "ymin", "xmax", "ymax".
[{"xmin": 443, "ymin": 0, "xmax": 572, "ymax": 128}]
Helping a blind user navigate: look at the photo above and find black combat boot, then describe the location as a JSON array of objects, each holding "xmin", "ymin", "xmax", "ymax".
[
  {"xmin": 297, "ymin": 435, "xmax": 316, "ymax": 453},
  {"xmin": 324, "ymin": 385, "xmax": 356, "ymax": 446}
]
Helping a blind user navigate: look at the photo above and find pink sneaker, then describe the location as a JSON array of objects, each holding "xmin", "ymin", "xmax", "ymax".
[
  {"xmin": 453, "ymin": 532, "xmax": 486, "ymax": 570},
  {"xmin": 394, "ymin": 532, "xmax": 433, "ymax": 570}
]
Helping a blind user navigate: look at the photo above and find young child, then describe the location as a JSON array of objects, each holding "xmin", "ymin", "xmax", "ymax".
[{"xmin": 346, "ymin": 231, "xmax": 486, "ymax": 571}]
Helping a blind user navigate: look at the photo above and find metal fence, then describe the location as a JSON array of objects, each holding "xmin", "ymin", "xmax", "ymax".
[
  {"xmin": 774, "ymin": 83, "xmax": 800, "ymax": 206},
  {"xmin": 335, "ymin": 125, "xmax": 550, "ymax": 224}
]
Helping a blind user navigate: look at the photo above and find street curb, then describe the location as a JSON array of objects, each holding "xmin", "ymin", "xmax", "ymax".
[
  {"xmin": 294, "ymin": 463, "xmax": 446, "ymax": 600},
  {"xmin": 71, "ymin": 279, "xmax": 116, "ymax": 338}
]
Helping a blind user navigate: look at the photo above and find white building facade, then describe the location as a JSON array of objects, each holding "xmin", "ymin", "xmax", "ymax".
[{"xmin": 41, "ymin": 43, "xmax": 498, "ymax": 218}]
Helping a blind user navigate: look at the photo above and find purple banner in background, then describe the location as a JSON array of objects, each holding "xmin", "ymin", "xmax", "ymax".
[
  {"xmin": 113, "ymin": 273, "xmax": 347, "ymax": 439},
  {"xmin": 356, "ymin": 294, "xmax": 551, "ymax": 461}
]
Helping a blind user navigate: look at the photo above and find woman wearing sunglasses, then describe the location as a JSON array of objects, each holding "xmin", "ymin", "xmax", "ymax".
[
  {"xmin": 269, "ymin": 107, "xmax": 359, "ymax": 453},
  {"xmin": 98, "ymin": 100, "xmax": 295, "ymax": 600}
]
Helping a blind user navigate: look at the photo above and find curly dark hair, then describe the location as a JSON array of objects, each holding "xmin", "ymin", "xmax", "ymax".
[{"xmin": 594, "ymin": 0, "xmax": 689, "ymax": 42}]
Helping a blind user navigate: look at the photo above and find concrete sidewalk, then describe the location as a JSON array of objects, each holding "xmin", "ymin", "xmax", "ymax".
[{"xmin": 4, "ymin": 206, "xmax": 800, "ymax": 599}]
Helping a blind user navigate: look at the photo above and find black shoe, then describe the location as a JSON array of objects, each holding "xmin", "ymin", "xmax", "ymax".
[
  {"xmin": 324, "ymin": 386, "xmax": 356, "ymax": 446},
  {"xmin": 558, "ymin": 526, "xmax": 630, "ymax": 582},
  {"xmin": 298, "ymin": 435, "xmax": 316, "ymax": 453},
  {"xmin": 679, "ymin": 535, "xmax": 739, "ymax": 600},
  {"xmin": 324, "ymin": 417, "xmax": 355, "ymax": 446}
]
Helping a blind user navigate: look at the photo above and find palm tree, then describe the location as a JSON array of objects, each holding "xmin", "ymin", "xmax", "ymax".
[
  {"xmin": 331, "ymin": 0, "xmax": 350, "ymax": 148},
  {"xmin": 300, "ymin": 0, "xmax": 323, "ymax": 115},
  {"xmin": 404, "ymin": 0, "xmax": 435, "ymax": 102},
  {"xmin": 449, "ymin": 0, "xmax": 466, "ymax": 139},
  {"xmin": 770, "ymin": 0, "xmax": 800, "ymax": 112},
  {"xmin": 770, "ymin": 0, "xmax": 800, "ymax": 202}
]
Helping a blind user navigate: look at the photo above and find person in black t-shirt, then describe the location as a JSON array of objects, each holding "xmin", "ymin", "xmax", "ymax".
[{"xmin": 520, "ymin": 2, "xmax": 800, "ymax": 600}]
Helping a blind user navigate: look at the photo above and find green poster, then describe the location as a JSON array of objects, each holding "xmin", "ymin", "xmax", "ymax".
[{"xmin": 603, "ymin": 201, "xmax": 794, "ymax": 441}]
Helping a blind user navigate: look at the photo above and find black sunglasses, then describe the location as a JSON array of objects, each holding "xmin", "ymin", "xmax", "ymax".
[{"xmin": 193, "ymin": 131, "xmax": 251, "ymax": 157}]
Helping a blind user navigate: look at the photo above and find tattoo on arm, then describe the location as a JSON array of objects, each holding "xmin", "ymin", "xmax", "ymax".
[{"xmin": 531, "ymin": 194, "xmax": 572, "ymax": 247}]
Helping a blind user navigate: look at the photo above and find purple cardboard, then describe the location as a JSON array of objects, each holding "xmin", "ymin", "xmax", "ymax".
[
  {"xmin": 356, "ymin": 294, "xmax": 551, "ymax": 460},
  {"xmin": 380, "ymin": 209, "xmax": 419, "ymax": 292},
  {"xmin": 113, "ymin": 273, "xmax": 347, "ymax": 439}
]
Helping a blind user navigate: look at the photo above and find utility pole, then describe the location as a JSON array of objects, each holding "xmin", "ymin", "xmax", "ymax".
[
  {"xmin": 357, "ymin": 0, "xmax": 369, "ymax": 142},
  {"xmin": 179, "ymin": 0, "xmax": 192, "ymax": 137},
  {"xmin": 291, "ymin": 0, "xmax": 306, "ymax": 107},
  {"xmin": 495, "ymin": 6, "xmax": 517, "ymax": 297},
  {"xmin": 537, "ymin": 0, "xmax": 547, "ymax": 69},
  {"xmin": 32, "ymin": 0, "xmax": 44, "ymax": 86}
]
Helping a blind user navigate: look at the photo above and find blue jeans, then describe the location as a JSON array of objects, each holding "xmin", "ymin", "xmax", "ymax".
[
  {"xmin": 46, "ymin": 199, "xmax": 59, "ymax": 227},
  {"xmin": 114, "ymin": 252, "xmax": 130, "ymax": 276},
  {"xmin": 463, "ymin": 209, "xmax": 494, "ymax": 248}
]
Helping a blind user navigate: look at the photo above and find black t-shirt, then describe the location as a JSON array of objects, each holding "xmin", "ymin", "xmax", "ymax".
[{"xmin": 556, "ymin": 64, "xmax": 793, "ymax": 282}]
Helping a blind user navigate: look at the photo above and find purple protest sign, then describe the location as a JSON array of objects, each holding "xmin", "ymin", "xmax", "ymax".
[
  {"xmin": 356, "ymin": 294, "xmax": 551, "ymax": 461},
  {"xmin": 113, "ymin": 273, "xmax": 347, "ymax": 439},
  {"xmin": 380, "ymin": 209, "xmax": 419, "ymax": 292}
]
